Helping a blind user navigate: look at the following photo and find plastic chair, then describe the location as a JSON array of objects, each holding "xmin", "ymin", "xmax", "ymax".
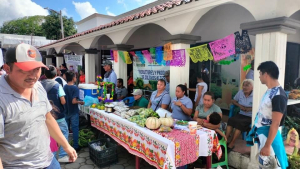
[
  {"xmin": 211, "ymin": 135, "xmax": 229, "ymax": 169},
  {"xmin": 229, "ymin": 105, "xmax": 248, "ymax": 140},
  {"xmin": 123, "ymin": 97, "xmax": 135, "ymax": 106}
]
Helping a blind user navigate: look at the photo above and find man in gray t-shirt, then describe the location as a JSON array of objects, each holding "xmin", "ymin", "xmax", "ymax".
[
  {"xmin": 0, "ymin": 44, "xmax": 77, "ymax": 168},
  {"xmin": 116, "ymin": 78, "xmax": 128, "ymax": 100}
]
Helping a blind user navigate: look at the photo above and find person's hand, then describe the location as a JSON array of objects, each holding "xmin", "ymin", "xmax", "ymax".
[
  {"xmin": 184, "ymin": 83, "xmax": 187, "ymax": 87},
  {"xmin": 173, "ymin": 100, "xmax": 182, "ymax": 107},
  {"xmin": 245, "ymin": 107, "xmax": 252, "ymax": 112},
  {"xmin": 260, "ymin": 145, "xmax": 271, "ymax": 156},
  {"xmin": 224, "ymin": 136, "xmax": 228, "ymax": 142},
  {"xmin": 79, "ymin": 101, "xmax": 84, "ymax": 105},
  {"xmin": 239, "ymin": 105, "xmax": 246, "ymax": 111},
  {"xmin": 63, "ymin": 145, "xmax": 78, "ymax": 162}
]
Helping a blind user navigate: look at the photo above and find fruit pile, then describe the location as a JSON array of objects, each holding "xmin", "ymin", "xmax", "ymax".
[{"xmin": 91, "ymin": 103, "xmax": 105, "ymax": 110}]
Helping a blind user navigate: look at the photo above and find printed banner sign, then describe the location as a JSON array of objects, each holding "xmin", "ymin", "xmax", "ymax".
[
  {"xmin": 133, "ymin": 56, "xmax": 169, "ymax": 91},
  {"xmin": 64, "ymin": 55, "xmax": 83, "ymax": 72}
]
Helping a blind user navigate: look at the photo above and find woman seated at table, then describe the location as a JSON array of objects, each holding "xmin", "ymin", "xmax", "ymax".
[
  {"xmin": 226, "ymin": 79, "xmax": 253, "ymax": 152},
  {"xmin": 148, "ymin": 79, "xmax": 171, "ymax": 111},
  {"xmin": 170, "ymin": 84, "xmax": 193, "ymax": 121},
  {"xmin": 193, "ymin": 91, "xmax": 222, "ymax": 130}
]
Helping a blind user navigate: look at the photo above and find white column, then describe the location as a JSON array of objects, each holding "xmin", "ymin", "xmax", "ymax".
[
  {"xmin": 169, "ymin": 43, "xmax": 190, "ymax": 99},
  {"xmin": 46, "ymin": 58, "xmax": 52, "ymax": 66},
  {"xmin": 113, "ymin": 52, "xmax": 128, "ymax": 88},
  {"xmin": 56, "ymin": 57, "xmax": 64, "ymax": 68},
  {"xmin": 85, "ymin": 54, "xmax": 96, "ymax": 84},
  {"xmin": 248, "ymin": 32, "xmax": 287, "ymax": 169}
]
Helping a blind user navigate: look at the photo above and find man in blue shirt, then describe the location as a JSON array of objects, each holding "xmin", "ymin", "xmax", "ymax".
[
  {"xmin": 102, "ymin": 60, "xmax": 117, "ymax": 99},
  {"xmin": 63, "ymin": 71, "xmax": 84, "ymax": 152},
  {"xmin": 102, "ymin": 60, "xmax": 117, "ymax": 85}
]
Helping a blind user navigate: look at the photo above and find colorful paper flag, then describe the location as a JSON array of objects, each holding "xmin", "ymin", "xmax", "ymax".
[
  {"xmin": 209, "ymin": 34, "xmax": 236, "ymax": 61},
  {"xmin": 186, "ymin": 44, "xmax": 213, "ymax": 63}
]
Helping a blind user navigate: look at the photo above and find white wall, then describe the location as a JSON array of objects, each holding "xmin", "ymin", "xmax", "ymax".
[
  {"xmin": 77, "ymin": 16, "xmax": 115, "ymax": 33},
  {"xmin": 190, "ymin": 4, "xmax": 256, "ymax": 84},
  {"xmin": 191, "ymin": 4, "xmax": 256, "ymax": 45},
  {"xmin": 96, "ymin": 36, "xmax": 115, "ymax": 76},
  {"xmin": 288, "ymin": 10, "xmax": 300, "ymax": 44},
  {"xmin": 126, "ymin": 24, "xmax": 171, "ymax": 49}
]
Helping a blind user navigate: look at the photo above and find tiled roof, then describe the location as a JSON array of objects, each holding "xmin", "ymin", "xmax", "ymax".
[{"xmin": 39, "ymin": 0, "xmax": 194, "ymax": 49}]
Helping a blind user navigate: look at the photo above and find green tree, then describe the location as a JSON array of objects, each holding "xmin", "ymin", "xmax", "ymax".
[
  {"xmin": 0, "ymin": 15, "xmax": 45, "ymax": 36},
  {"xmin": 41, "ymin": 11, "xmax": 77, "ymax": 40},
  {"xmin": 0, "ymin": 12, "xmax": 77, "ymax": 40}
]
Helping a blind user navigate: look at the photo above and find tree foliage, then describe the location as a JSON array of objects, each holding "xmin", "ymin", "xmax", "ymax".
[
  {"xmin": 42, "ymin": 11, "xmax": 77, "ymax": 40},
  {"xmin": 0, "ymin": 15, "xmax": 45, "ymax": 36},
  {"xmin": 0, "ymin": 11, "xmax": 77, "ymax": 40}
]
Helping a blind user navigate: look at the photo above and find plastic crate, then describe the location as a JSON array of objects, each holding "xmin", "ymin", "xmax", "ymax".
[{"xmin": 88, "ymin": 138, "xmax": 118, "ymax": 168}]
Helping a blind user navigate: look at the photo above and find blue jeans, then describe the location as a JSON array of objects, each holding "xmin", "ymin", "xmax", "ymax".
[
  {"xmin": 57, "ymin": 118, "xmax": 69, "ymax": 158},
  {"xmin": 44, "ymin": 156, "xmax": 61, "ymax": 169},
  {"xmin": 65, "ymin": 113, "xmax": 79, "ymax": 149}
]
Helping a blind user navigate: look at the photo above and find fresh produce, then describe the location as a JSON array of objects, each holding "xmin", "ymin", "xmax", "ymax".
[
  {"xmin": 137, "ymin": 118, "xmax": 147, "ymax": 127},
  {"xmin": 120, "ymin": 109, "xmax": 138, "ymax": 119},
  {"xmin": 136, "ymin": 108, "xmax": 146, "ymax": 114},
  {"xmin": 91, "ymin": 103, "xmax": 105, "ymax": 110},
  {"xmin": 176, "ymin": 120, "xmax": 188, "ymax": 126},
  {"xmin": 139, "ymin": 108, "xmax": 160, "ymax": 118},
  {"xmin": 70, "ymin": 129, "xmax": 96, "ymax": 147},
  {"xmin": 145, "ymin": 117, "xmax": 161, "ymax": 129},
  {"xmin": 159, "ymin": 117, "xmax": 173, "ymax": 127},
  {"xmin": 159, "ymin": 125, "xmax": 172, "ymax": 132},
  {"xmin": 129, "ymin": 115, "xmax": 147, "ymax": 127},
  {"xmin": 288, "ymin": 146, "xmax": 300, "ymax": 169}
]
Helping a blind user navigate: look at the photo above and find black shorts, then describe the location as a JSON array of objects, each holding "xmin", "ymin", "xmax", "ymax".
[{"xmin": 227, "ymin": 114, "xmax": 251, "ymax": 132}]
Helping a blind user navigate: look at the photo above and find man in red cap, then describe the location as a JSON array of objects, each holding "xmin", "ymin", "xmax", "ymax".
[{"xmin": 0, "ymin": 44, "xmax": 77, "ymax": 168}]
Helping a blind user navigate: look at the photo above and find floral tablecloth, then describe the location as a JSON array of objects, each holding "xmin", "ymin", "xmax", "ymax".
[{"xmin": 89, "ymin": 108, "xmax": 220, "ymax": 169}]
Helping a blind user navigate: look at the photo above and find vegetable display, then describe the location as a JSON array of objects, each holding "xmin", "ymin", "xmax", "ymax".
[
  {"xmin": 146, "ymin": 117, "xmax": 161, "ymax": 129},
  {"xmin": 176, "ymin": 120, "xmax": 188, "ymax": 126},
  {"xmin": 69, "ymin": 129, "xmax": 96, "ymax": 147},
  {"xmin": 128, "ymin": 108, "xmax": 160, "ymax": 128},
  {"xmin": 159, "ymin": 117, "xmax": 173, "ymax": 127},
  {"xmin": 288, "ymin": 146, "xmax": 300, "ymax": 169}
]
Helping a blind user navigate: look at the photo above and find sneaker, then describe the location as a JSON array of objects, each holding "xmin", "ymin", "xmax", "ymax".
[{"xmin": 58, "ymin": 156, "xmax": 69, "ymax": 163}]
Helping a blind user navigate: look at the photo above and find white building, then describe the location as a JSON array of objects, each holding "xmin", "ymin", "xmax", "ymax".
[
  {"xmin": 0, "ymin": 33, "xmax": 55, "ymax": 48},
  {"xmin": 39, "ymin": 0, "xmax": 300, "ymax": 168}
]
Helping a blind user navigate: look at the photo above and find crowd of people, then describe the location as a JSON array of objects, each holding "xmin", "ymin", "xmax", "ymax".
[{"xmin": 0, "ymin": 44, "xmax": 288, "ymax": 169}]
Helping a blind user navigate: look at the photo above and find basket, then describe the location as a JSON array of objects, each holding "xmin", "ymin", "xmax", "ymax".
[{"xmin": 88, "ymin": 138, "xmax": 118, "ymax": 168}]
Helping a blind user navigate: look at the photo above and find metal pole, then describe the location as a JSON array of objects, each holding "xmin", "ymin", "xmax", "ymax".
[{"xmin": 60, "ymin": 10, "xmax": 64, "ymax": 39}]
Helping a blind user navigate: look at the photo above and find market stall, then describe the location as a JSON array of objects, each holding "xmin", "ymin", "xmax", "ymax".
[{"xmin": 79, "ymin": 103, "xmax": 221, "ymax": 169}]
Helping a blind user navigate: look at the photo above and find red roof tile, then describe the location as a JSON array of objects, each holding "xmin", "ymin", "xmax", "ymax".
[{"xmin": 39, "ymin": 0, "xmax": 194, "ymax": 49}]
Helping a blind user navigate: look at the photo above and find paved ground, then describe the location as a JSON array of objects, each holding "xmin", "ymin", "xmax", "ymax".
[{"xmin": 60, "ymin": 146, "xmax": 156, "ymax": 169}]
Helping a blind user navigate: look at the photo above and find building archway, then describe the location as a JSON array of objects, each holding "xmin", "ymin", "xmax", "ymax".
[
  {"xmin": 90, "ymin": 35, "xmax": 115, "ymax": 76},
  {"xmin": 288, "ymin": 10, "xmax": 300, "ymax": 44},
  {"xmin": 59, "ymin": 42, "xmax": 85, "ymax": 55},
  {"xmin": 123, "ymin": 23, "xmax": 171, "ymax": 49}
]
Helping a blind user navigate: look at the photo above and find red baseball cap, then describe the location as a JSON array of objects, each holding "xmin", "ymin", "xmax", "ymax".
[{"xmin": 5, "ymin": 43, "xmax": 47, "ymax": 71}]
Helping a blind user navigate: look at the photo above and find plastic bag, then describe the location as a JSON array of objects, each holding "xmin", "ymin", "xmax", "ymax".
[
  {"xmin": 156, "ymin": 108, "xmax": 172, "ymax": 118},
  {"xmin": 83, "ymin": 96, "xmax": 99, "ymax": 106}
]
